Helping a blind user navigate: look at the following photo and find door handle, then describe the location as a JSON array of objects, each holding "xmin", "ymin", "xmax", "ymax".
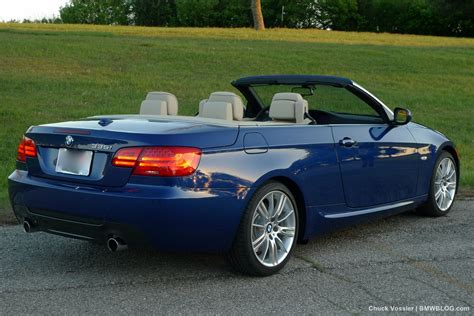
[{"xmin": 339, "ymin": 137, "xmax": 357, "ymax": 147}]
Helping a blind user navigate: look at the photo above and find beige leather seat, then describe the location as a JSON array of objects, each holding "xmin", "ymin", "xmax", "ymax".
[
  {"xmin": 199, "ymin": 91, "xmax": 244, "ymax": 121},
  {"xmin": 269, "ymin": 93, "xmax": 309, "ymax": 123},
  {"xmin": 140, "ymin": 92, "xmax": 178, "ymax": 116}
]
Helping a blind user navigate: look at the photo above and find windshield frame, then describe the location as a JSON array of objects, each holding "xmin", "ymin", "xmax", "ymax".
[
  {"xmin": 237, "ymin": 83, "xmax": 391, "ymax": 123},
  {"xmin": 232, "ymin": 75, "xmax": 392, "ymax": 123}
]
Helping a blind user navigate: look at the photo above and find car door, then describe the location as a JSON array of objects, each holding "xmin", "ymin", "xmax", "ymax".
[
  {"xmin": 307, "ymin": 84, "xmax": 419, "ymax": 208},
  {"xmin": 332, "ymin": 124, "xmax": 419, "ymax": 208}
]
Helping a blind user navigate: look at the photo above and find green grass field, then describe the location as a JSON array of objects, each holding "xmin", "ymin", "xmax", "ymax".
[{"xmin": 0, "ymin": 23, "xmax": 473, "ymax": 222}]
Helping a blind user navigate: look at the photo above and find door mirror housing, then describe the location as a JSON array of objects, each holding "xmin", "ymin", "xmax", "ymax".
[{"xmin": 393, "ymin": 107, "xmax": 412, "ymax": 125}]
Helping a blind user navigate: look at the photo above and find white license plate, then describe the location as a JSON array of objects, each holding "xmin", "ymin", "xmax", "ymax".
[{"xmin": 55, "ymin": 148, "xmax": 93, "ymax": 176}]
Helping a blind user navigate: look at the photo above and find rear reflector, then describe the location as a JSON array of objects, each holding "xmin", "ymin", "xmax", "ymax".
[
  {"xmin": 112, "ymin": 147, "xmax": 201, "ymax": 177},
  {"xmin": 17, "ymin": 136, "xmax": 37, "ymax": 162}
]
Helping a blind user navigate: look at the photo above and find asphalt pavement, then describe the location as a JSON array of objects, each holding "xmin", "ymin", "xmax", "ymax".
[{"xmin": 0, "ymin": 200, "xmax": 472, "ymax": 315}]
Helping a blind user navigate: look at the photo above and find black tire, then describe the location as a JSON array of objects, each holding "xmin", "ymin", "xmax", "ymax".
[
  {"xmin": 226, "ymin": 181, "xmax": 299, "ymax": 276},
  {"xmin": 418, "ymin": 151, "xmax": 458, "ymax": 217}
]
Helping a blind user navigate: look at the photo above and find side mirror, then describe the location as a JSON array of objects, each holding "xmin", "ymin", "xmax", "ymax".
[{"xmin": 393, "ymin": 107, "xmax": 412, "ymax": 125}]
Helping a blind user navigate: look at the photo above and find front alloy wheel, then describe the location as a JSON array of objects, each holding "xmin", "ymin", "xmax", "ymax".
[
  {"xmin": 418, "ymin": 151, "xmax": 458, "ymax": 217},
  {"xmin": 433, "ymin": 157, "xmax": 457, "ymax": 211},
  {"xmin": 227, "ymin": 181, "xmax": 299, "ymax": 276}
]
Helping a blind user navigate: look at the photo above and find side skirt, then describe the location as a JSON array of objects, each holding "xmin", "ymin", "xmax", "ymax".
[
  {"xmin": 324, "ymin": 200, "xmax": 415, "ymax": 219},
  {"xmin": 303, "ymin": 195, "xmax": 428, "ymax": 239}
]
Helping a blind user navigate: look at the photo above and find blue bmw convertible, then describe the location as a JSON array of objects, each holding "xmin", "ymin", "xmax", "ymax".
[{"xmin": 8, "ymin": 75, "xmax": 459, "ymax": 276}]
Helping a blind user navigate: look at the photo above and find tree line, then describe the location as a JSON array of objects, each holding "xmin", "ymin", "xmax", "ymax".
[{"xmin": 22, "ymin": 0, "xmax": 474, "ymax": 37}]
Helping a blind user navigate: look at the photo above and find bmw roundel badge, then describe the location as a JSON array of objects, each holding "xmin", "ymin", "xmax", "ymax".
[{"xmin": 65, "ymin": 135, "xmax": 74, "ymax": 147}]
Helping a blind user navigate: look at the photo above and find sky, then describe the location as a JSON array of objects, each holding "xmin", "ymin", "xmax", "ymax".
[{"xmin": 0, "ymin": 0, "xmax": 68, "ymax": 21}]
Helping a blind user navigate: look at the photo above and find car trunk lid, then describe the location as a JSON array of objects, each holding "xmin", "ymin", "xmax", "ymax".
[{"xmin": 24, "ymin": 116, "xmax": 239, "ymax": 187}]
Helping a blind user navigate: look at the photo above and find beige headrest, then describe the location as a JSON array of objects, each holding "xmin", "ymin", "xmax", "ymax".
[
  {"xmin": 271, "ymin": 93, "xmax": 303, "ymax": 102},
  {"xmin": 140, "ymin": 92, "xmax": 178, "ymax": 115},
  {"xmin": 199, "ymin": 101, "xmax": 233, "ymax": 121},
  {"xmin": 269, "ymin": 93, "xmax": 308, "ymax": 123},
  {"xmin": 208, "ymin": 92, "xmax": 244, "ymax": 121},
  {"xmin": 140, "ymin": 100, "xmax": 168, "ymax": 115}
]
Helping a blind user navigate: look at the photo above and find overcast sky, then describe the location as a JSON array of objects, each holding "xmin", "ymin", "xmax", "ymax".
[{"xmin": 0, "ymin": 0, "xmax": 68, "ymax": 21}]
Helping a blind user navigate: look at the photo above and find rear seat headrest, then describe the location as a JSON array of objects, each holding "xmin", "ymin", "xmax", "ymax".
[
  {"xmin": 199, "ymin": 101, "xmax": 233, "ymax": 121},
  {"xmin": 140, "ymin": 100, "xmax": 168, "ymax": 115},
  {"xmin": 208, "ymin": 92, "xmax": 244, "ymax": 121},
  {"xmin": 140, "ymin": 92, "xmax": 178, "ymax": 115},
  {"xmin": 269, "ymin": 92, "xmax": 308, "ymax": 123}
]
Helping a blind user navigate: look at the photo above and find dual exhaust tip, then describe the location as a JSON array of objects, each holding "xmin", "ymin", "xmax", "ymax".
[
  {"xmin": 23, "ymin": 219, "xmax": 128, "ymax": 252},
  {"xmin": 23, "ymin": 219, "xmax": 38, "ymax": 233},
  {"xmin": 107, "ymin": 237, "xmax": 128, "ymax": 252}
]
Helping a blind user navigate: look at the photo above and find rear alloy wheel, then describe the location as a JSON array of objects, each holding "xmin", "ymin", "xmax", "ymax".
[
  {"xmin": 418, "ymin": 151, "xmax": 457, "ymax": 217},
  {"xmin": 227, "ymin": 182, "xmax": 298, "ymax": 276}
]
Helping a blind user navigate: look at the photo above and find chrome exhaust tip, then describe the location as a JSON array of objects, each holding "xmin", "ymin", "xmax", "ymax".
[
  {"xmin": 23, "ymin": 219, "xmax": 37, "ymax": 233},
  {"xmin": 107, "ymin": 237, "xmax": 128, "ymax": 252}
]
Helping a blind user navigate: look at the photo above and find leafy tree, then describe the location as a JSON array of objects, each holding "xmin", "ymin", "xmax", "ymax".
[
  {"xmin": 213, "ymin": 0, "xmax": 252, "ymax": 27},
  {"xmin": 60, "ymin": 0, "xmax": 132, "ymax": 25},
  {"xmin": 430, "ymin": 0, "xmax": 474, "ymax": 37},
  {"xmin": 176, "ymin": 0, "xmax": 252, "ymax": 27},
  {"xmin": 261, "ymin": 0, "xmax": 318, "ymax": 28},
  {"xmin": 315, "ymin": 0, "xmax": 361, "ymax": 31},
  {"xmin": 357, "ymin": 0, "xmax": 434, "ymax": 34},
  {"xmin": 57, "ymin": 0, "xmax": 473, "ymax": 37},
  {"xmin": 316, "ymin": 0, "xmax": 473, "ymax": 37},
  {"xmin": 175, "ymin": 0, "xmax": 217, "ymax": 27},
  {"xmin": 132, "ymin": 0, "xmax": 177, "ymax": 26}
]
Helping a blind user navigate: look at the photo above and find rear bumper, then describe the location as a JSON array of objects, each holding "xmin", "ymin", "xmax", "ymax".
[{"xmin": 8, "ymin": 170, "xmax": 251, "ymax": 252}]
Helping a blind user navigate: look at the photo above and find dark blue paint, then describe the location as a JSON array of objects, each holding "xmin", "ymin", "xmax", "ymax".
[
  {"xmin": 332, "ymin": 124, "xmax": 419, "ymax": 208},
  {"xmin": 9, "ymin": 170, "xmax": 251, "ymax": 251},
  {"xmin": 8, "ymin": 90, "xmax": 457, "ymax": 252},
  {"xmin": 243, "ymin": 132, "xmax": 268, "ymax": 154}
]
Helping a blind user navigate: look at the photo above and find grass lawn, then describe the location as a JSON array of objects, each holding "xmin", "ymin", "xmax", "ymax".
[{"xmin": 0, "ymin": 23, "xmax": 473, "ymax": 222}]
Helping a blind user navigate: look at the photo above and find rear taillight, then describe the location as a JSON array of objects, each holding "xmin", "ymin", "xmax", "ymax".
[
  {"xmin": 17, "ymin": 136, "xmax": 37, "ymax": 162},
  {"xmin": 134, "ymin": 147, "xmax": 201, "ymax": 177},
  {"xmin": 111, "ymin": 148, "xmax": 142, "ymax": 167},
  {"xmin": 112, "ymin": 146, "xmax": 201, "ymax": 177}
]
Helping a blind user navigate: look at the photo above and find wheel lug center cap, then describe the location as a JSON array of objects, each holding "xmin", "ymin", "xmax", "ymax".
[{"xmin": 266, "ymin": 224, "xmax": 273, "ymax": 234}]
